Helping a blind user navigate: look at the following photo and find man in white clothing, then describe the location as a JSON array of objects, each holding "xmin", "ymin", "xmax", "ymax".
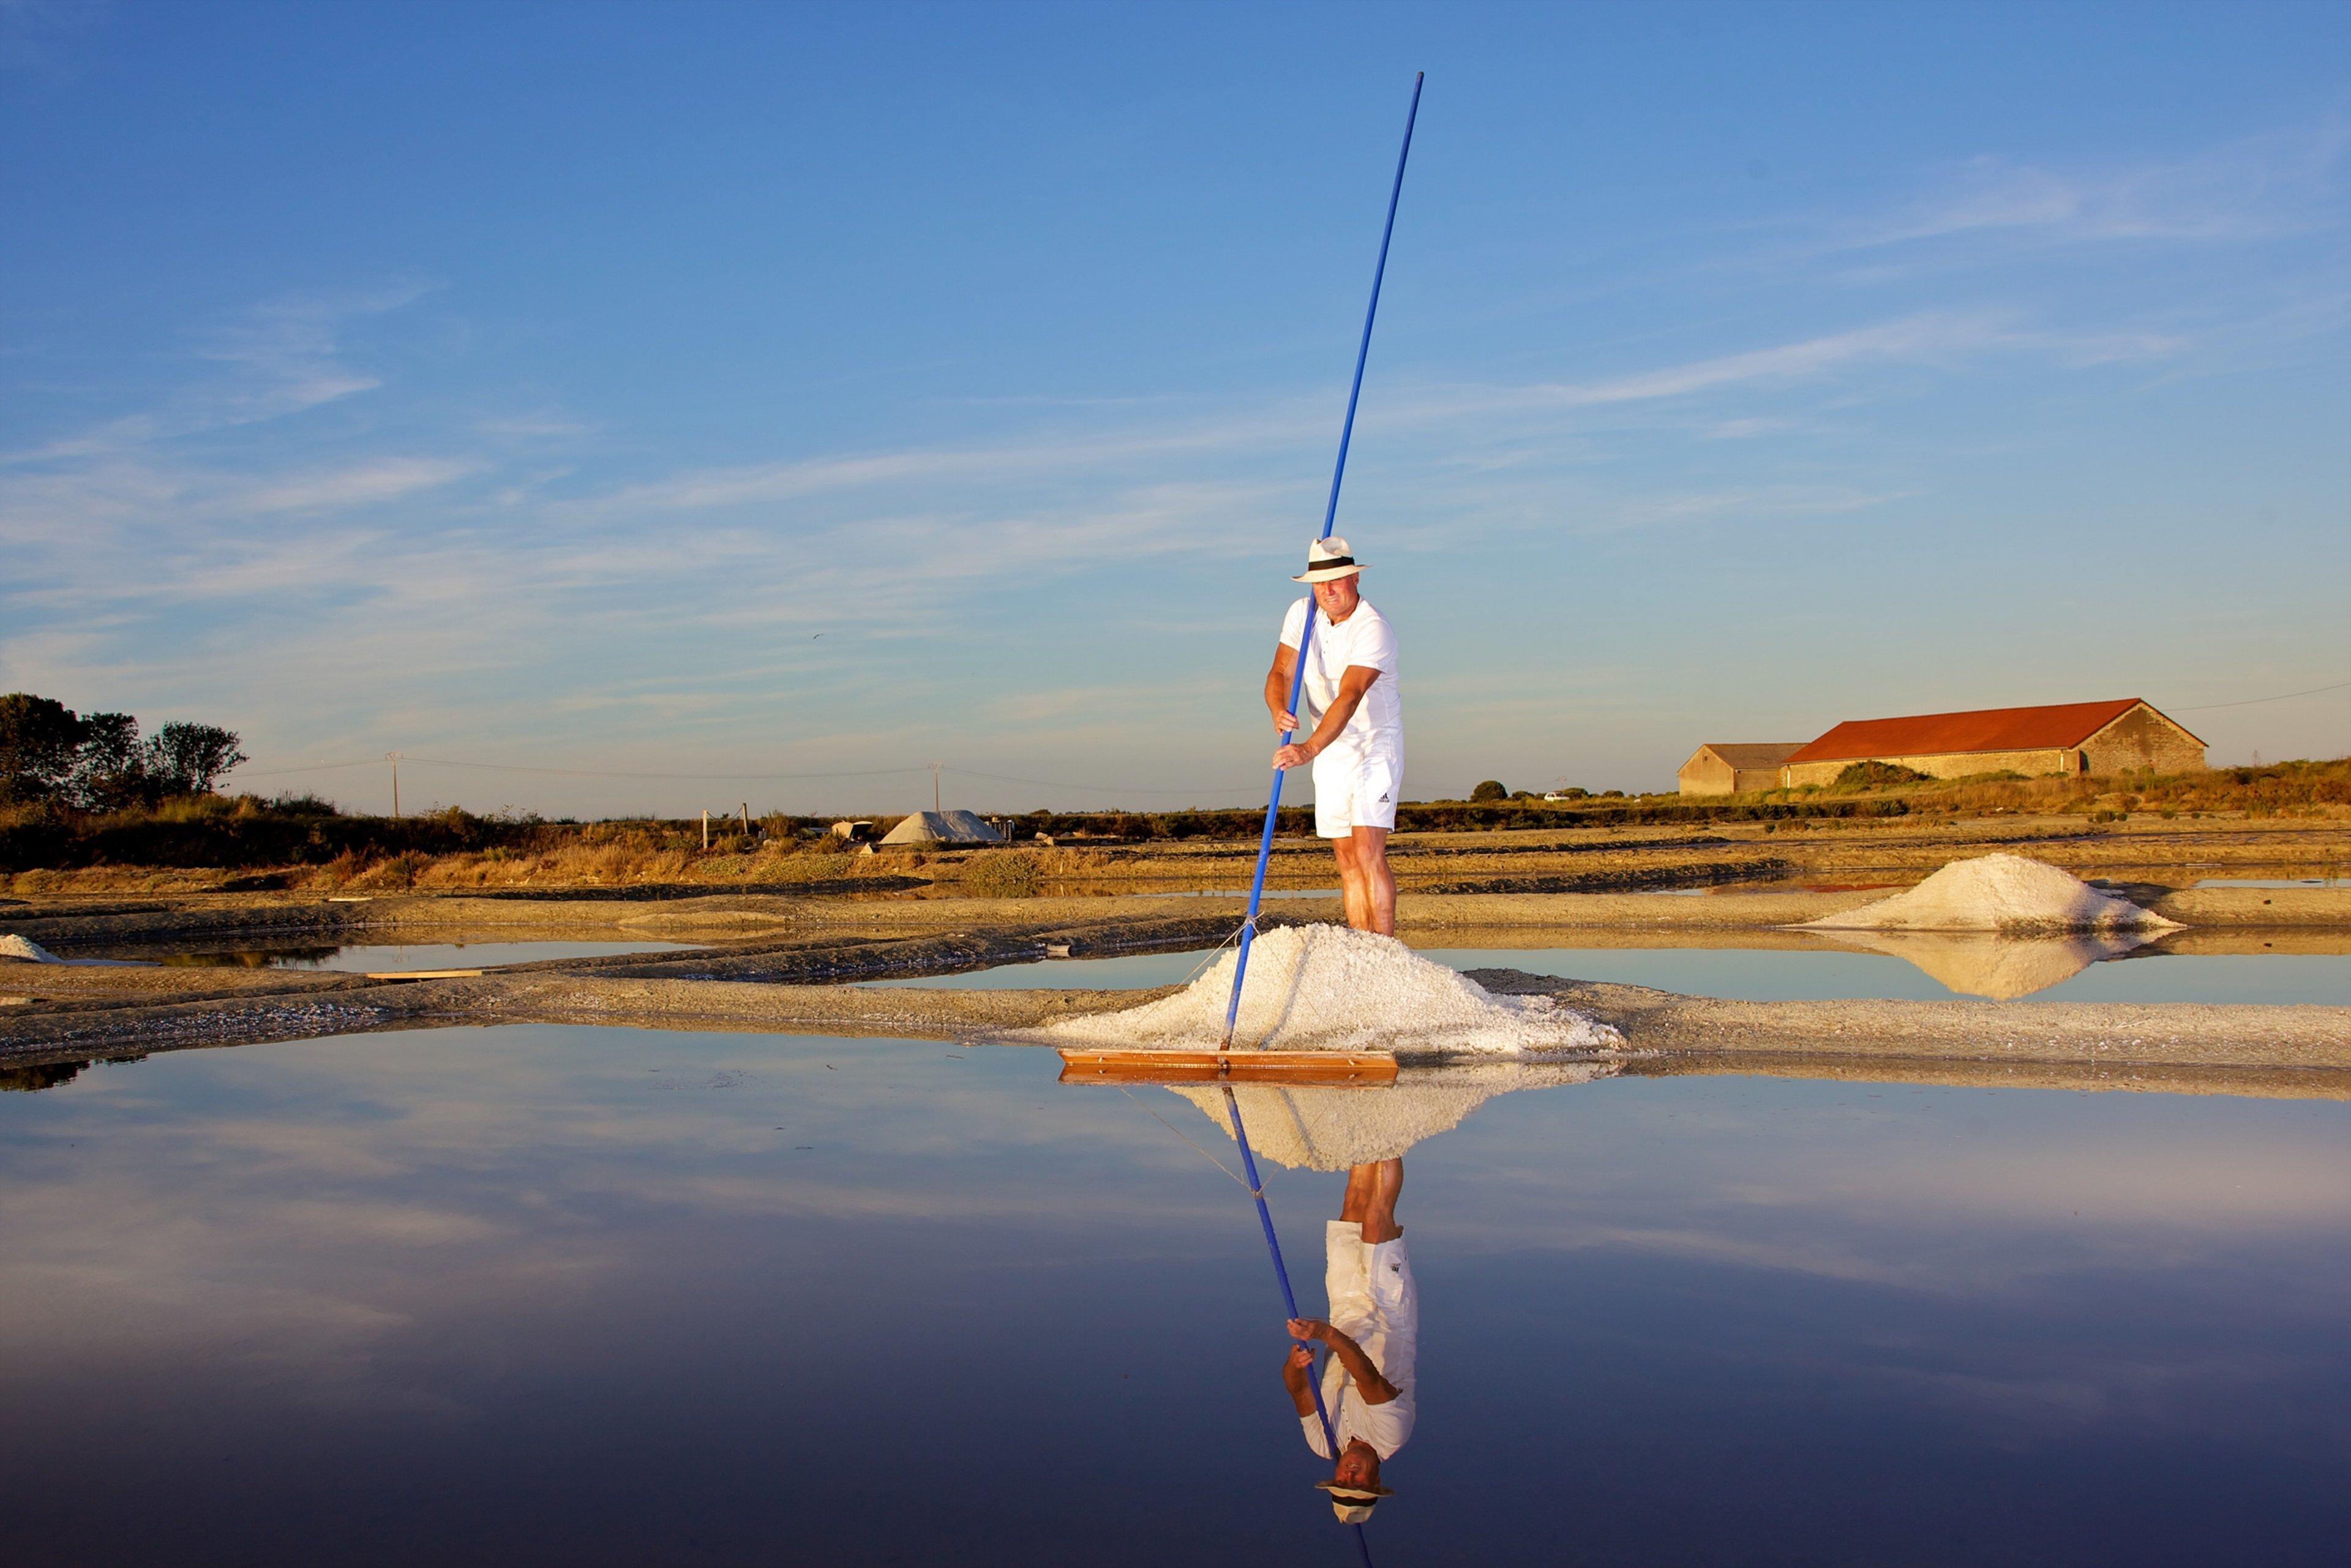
[
  {"xmin": 1265, "ymin": 536, "xmax": 1401, "ymax": 936},
  {"xmin": 1282, "ymin": 1157, "xmax": 1414, "ymax": 1524}
]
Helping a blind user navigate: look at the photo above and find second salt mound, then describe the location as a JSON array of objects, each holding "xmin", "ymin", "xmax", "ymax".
[
  {"xmin": 1802, "ymin": 852, "xmax": 2179, "ymax": 933},
  {"xmin": 1044, "ymin": 924, "xmax": 1619, "ymax": 1057}
]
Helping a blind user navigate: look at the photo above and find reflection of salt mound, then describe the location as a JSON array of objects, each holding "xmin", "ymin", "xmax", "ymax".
[
  {"xmin": 1045, "ymin": 924, "xmax": 1619, "ymax": 1057},
  {"xmin": 1813, "ymin": 929, "xmax": 2154, "ymax": 999},
  {"xmin": 1171, "ymin": 1061, "xmax": 1618, "ymax": 1171},
  {"xmin": 1, "ymin": 934, "xmax": 147, "ymax": 967},
  {"xmin": 1804, "ymin": 854, "xmax": 2178, "ymax": 933}
]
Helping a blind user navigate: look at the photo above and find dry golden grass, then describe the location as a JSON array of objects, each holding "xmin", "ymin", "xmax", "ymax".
[
  {"xmin": 6, "ymin": 761, "xmax": 2343, "ymax": 897},
  {"xmin": 1741, "ymin": 758, "xmax": 2351, "ymax": 820}
]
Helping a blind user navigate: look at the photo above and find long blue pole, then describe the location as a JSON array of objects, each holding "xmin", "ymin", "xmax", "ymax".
[
  {"xmin": 1221, "ymin": 71, "xmax": 1423, "ymax": 1049},
  {"xmin": 1207, "ymin": 72, "xmax": 1422, "ymax": 1568}
]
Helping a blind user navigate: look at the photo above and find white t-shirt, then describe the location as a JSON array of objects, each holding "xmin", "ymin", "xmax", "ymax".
[
  {"xmin": 1278, "ymin": 596, "xmax": 1401, "ymax": 762},
  {"xmin": 1302, "ymin": 1371, "xmax": 1415, "ymax": 1461}
]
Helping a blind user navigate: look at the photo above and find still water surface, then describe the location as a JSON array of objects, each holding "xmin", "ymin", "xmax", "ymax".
[
  {"xmin": 155, "ymin": 939, "xmax": 699, "ymax": 970},
  {"xmin": 861, "ymin": 944, "xmax": 2351, "ymax": 1004},
  {"xmin": 1, "ymin": 1026, "xmax": 2342, "ymax": 1564}
]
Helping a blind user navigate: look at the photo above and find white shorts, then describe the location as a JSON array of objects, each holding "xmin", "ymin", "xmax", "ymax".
[{"xmin": 1311, "ymin": 749, "xmax": 1400, "ymax": 838}]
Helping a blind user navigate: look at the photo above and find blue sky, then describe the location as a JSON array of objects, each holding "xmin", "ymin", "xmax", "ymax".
[{"xmin": 4, "ymin": 0, "xmax": 2346, "ymax": 816}]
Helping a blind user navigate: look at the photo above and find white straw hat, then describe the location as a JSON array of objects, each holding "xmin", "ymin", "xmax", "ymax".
[
  {"xmin": 1316, "ymin": 1478, "xmax": 1393, "ymax": 1523},
  {"xmin": 1292, "ymin": 536, "xmax": 1366, "ymax": 582}
]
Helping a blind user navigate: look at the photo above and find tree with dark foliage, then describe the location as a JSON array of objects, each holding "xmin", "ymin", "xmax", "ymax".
[
  {"xmin": 0, "ymin": 694, "xmax": 88, "ymax": 804},
  {"xmin": 145, "ymin": 722, "xmax": 247, "ymax": 797},
  {"xmin": 1, "ymin": 694, "xmax": 245, "ymax": 808},
  {"xmin": 73, "ymin": 712, "xmax": 148, "ymax": 810}
]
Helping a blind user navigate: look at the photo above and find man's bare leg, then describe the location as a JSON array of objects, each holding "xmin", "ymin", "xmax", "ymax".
[
  {"xmin": 1332, "ymin": 835, "xmax": 1371, "ymax": 931},
  {"xmin": 1340, "ymin": 1158, "xmax": 1403, "ymax": 1244},
  {"xmin": 1349, "ymin": 825, "xmax": 1395, "ymax": 936}
]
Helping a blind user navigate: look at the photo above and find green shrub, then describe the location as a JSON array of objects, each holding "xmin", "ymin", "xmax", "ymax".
[
  {"xmin": 1469, "ymin": 780, "xmax": 1507, "ymax": 803},
  {"xmin": 1828, "ymin": 760, "xmax": 1932, "ymax": 793}
]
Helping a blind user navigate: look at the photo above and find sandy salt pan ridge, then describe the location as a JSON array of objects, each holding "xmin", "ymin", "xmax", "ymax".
[
  {"xmin": 1802, "ymin": 853, "xmax": 2181, "ymax": 934},
  {"xmin": 1043, "ymin": 923, "xmax": 1620, "ymax": 1057},
  {"xmin": 1170, "ymin": 1060, "xmax": 1619, "ymax": 1171}
]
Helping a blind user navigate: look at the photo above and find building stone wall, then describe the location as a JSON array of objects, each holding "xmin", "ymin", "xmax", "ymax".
[
  {"xmin": 1678, "ymin": 751, "xmax": 1736, "ymax": 795},
  {"xmin": 2080, "ymin": 705, "xmax": 2207, "ymax": 774},
  {"xmin": 1782, "ymin": 748, "xmax": 2077, "ymax": 789},
  {"xmin": 1679, "ymin": 751, "xmax": 1800, "ymax": 795}
]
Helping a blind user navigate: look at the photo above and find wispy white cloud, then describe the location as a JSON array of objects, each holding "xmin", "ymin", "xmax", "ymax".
[
  {"xmin": 1821, "ymin": 114, "xmax": 2350, "ymax": 254},
  {"xmin": 1, "ymin": 285, "xmax": 428, "ymax": 468},
  {"xmin": 233, "ymin": 456, "xmax": 482, "ymax": 515},
  {"xmin": 1592, "ymin": 484, "xmax": 1907, "ymax": 533}
]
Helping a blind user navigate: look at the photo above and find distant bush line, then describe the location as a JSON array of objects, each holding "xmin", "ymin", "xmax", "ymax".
[{"xmin": 4, "ymin": 757, "xmax": 2342, "ymax": 878}]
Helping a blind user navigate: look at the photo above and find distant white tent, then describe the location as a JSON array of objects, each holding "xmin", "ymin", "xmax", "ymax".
[{"xmin": 879, "ymin": 810, "xmax": 1004, "ymax": 847}]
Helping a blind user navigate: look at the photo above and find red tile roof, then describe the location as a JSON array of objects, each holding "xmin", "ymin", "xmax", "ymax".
[{"xmin": 1787, "ymin": 699, "xmax": 2147, "ymax": 765}]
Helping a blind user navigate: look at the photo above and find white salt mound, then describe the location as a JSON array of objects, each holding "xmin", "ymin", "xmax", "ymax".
[
  {"xmin": 1803, "ymin": 853, "xmax": 2179, "ymax": 934},
  {"xmin": 1171, "ymin": 1060, "xmax": 1617, "ymax": 1171},
  {"xmin": 1044, "ymin": 923, "xmax": 1619, "ymax": 1057}
]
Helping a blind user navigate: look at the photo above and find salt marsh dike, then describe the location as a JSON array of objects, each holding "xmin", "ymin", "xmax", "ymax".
[{"xmin": 5, "ymin": 857, "xmax": 2347, "ymax": 1100}]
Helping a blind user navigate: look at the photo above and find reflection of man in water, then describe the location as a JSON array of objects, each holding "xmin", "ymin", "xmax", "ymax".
[{"xmin": 1283, "ymin": 1157, "xmax": 1414, "ymax": 1523}]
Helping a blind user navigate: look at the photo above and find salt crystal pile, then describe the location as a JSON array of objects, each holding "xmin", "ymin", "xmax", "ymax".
[
  {"xmin": 1, "ymin": 934, "xmax": 62, "ymax": 962},
  {"xmin": 1044, "ymin": 923, "xmax": 1619, "ymax": 1057},
  {"xmin": 1804, "ymin": 853, "xmax": 2180, "ymax": 933}
]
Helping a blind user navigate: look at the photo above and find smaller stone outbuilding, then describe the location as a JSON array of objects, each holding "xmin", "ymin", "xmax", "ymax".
[
  {"xmin": 879, "ymin": 809, "xmax": 1005, "ymax": 847},
  {"xmin": 1677, "ymin": 742, "xmax": 1806, "ymax": 797},
  {"xmin": 1778, "ymin": 699, "xmax": 2204, "ymax": 788}
]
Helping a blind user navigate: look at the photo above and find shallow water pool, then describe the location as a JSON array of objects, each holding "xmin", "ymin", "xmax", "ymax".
[
  {"xmin": 149, "ymin": 939, "xmax": 700, "ymax": 971},
  {"xmin": 0, "ymin": 1027, "xmax": 2341, "ymax": 1565},
  {"xmin": 863, "ymin": 942, "xmax": 2351, "ymax": 1005},
  {"xmin": 1420, "ymin": 944, "xmax": 2351, "ymax": 1005}
]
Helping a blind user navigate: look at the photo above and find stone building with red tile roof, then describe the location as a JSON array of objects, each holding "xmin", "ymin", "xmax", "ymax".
[{"xmin": 1775, "ymin": 699, "xmax": 2205, "ymax": 789}]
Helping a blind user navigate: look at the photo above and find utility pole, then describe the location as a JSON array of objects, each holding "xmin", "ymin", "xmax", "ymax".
[
  {"xmin": 701, "ymin": 809, "xmax": 710, "ymax": 850},
  {"xmin": 386, "ymin": 752, "xmax": 400, "ymax": 819},
  {"xmin": 931, "ymin": 762, "xmax": 942, "ymax": 814}
]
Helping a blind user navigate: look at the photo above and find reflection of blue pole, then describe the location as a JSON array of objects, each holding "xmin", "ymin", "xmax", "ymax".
[
  {"xmin": 1222, "ymin": 72, "xmax": 1422, "ymax": 1051},
  {"xmin": 1222, "ymin": 1087, "xmax": 1376, "ymax": 1568}
]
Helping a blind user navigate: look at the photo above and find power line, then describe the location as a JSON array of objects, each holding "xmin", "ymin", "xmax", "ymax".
[
  {"xmin": 231, "ymin": 757, "xmax": 386, "ymax": 777},
  {"xmin": 945, "ymin": 767, "xmax": 1261, "ymax": 798},
  {"xmin": 233, "ymin": 756, "xmax": 931, "ymax": 782},
  {"xmin": 229, "ymin": 752, "xmax": 1262, "ymax": 798},
  {"xmin": 2176, "ymin": 680, "xmax": 2351, "ymax": 711}
]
